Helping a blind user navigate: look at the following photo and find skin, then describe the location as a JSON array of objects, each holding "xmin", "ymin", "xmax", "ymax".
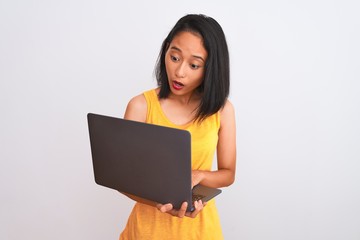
[{"xmin": 123, "ymin": 31, "xmax": 236, "ymax": 218}]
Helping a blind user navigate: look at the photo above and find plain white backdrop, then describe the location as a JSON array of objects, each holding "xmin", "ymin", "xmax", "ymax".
[{"xmin": 1, "ymin": 0, "xmax": 359, "ymax": 239}]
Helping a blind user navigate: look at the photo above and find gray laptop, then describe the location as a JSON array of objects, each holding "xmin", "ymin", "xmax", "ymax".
[{"xmin": 87, "ymin": 113, "xmax": 221, "ymax": 211}]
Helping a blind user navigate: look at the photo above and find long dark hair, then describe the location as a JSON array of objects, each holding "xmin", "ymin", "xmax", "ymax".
[{"xmin": 155, "ymin": 14, "xmax": 230, "ymax": 122}]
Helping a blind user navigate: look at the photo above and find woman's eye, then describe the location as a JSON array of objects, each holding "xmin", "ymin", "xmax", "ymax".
[
  {"xmin": 171, "ymin": 55, "xmax": 179, "ymax": 62},
  {"xmin": 190, "ymin": 64, "xmax": 200, "ymax": 69}
]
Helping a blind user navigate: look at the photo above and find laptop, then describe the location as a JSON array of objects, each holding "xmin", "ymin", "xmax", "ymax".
[{"xmin": 87, "ymin": 113, "xmax": 221, "ymax": 212}]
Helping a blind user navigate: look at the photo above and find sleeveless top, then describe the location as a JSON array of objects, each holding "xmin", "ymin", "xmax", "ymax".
[{"xmin": 119, "ymin": 89, "xmax": 224, "ymax": 240}]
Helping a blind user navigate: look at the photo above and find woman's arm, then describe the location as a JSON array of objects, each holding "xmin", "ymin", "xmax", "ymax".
[{"xmin": 192, "ymin": 100, "xmax": 236, "ymax": 188}]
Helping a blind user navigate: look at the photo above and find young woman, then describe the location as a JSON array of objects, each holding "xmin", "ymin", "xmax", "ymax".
[{"xmin": 120, "ymin": 14, "xmax": 236, "ymax": 240}]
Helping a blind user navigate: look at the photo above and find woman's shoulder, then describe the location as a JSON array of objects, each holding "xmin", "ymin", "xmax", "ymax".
[
  {"xmin": 128, "ymin": 93, "xmax": 147, "ymax": 107},
  {"xmin": 127, "ymin": 88, "xmax": 158, "ymax": 106},
  {"xmin": 124, "ymin": 92, "xmax": 148, "ymax": 122},
  {"xmin": 219, "ymin": 99, "xmax": 235, "ymax": 126},
  {"xmin": 220, "ymin": 99, "xmax": 234, "ymax": 114}
]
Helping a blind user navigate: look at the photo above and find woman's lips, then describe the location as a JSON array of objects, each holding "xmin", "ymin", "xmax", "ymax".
[{"xmin": 172, "ymin": 81, "xmax": 184, "ymax": 90}]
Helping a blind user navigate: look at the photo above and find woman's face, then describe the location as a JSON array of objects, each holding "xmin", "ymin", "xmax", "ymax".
[{"xmin": 165, "ymin": 31, "xmax": 208, "ymax": 97}]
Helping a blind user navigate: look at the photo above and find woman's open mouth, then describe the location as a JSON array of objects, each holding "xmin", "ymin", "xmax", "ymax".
[{"xmin": 172, "ymin": 81, "xmax": 184, "ymax": 90}]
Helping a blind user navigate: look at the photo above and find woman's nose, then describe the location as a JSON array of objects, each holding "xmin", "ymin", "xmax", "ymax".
[{"xmin": 175, "ymin": 63, "xmax": 186, "ymax": 78}]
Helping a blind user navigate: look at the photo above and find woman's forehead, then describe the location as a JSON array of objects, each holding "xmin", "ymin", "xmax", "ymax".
[{"xmin": 168, "ymin": 31, "xmax": 207, "ymax": 60}]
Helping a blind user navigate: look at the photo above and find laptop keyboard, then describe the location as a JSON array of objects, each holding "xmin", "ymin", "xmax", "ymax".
[{"xmin": 192, "ymin": 194, "xmax": 205, "ymax": 203}]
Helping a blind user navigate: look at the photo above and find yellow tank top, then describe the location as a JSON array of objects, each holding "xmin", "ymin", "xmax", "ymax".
[{"xmin": 119, "ymin": 89, "xmax": 224, "ymax": 240}]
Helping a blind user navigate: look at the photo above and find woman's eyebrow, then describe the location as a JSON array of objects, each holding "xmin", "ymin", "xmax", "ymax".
[
  {"xmin": 170, "ymin": 46, "xmax": 205, "ymax": 62},
  {"xmin": 170, "ymin": 46, "xmax": 182, "ymax": 52}
]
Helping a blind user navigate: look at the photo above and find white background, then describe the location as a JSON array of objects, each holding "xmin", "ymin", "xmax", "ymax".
[{"xmin": 1, "ymin": 0, "xmax": 359, "ymax": 239}]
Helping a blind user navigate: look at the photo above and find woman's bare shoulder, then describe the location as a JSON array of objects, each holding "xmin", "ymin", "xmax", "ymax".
[
  {"xmin": 221, "ymin": 99, "xmax": 235, "ymax": 116},
  {"xmin": 220, "ymin": 99, "xmax": 235, "ymax": 127},
  {"xmin": 124, "ymin": 93, "xmax": 147, "ymax": 122}
]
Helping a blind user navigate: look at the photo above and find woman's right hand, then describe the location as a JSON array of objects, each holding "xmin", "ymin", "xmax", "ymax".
[{"xmin": 156, "ymin": 200, "xmax": 205, "ymax": 218}]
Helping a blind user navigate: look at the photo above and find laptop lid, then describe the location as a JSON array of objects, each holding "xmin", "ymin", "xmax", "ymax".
[{"xmin": 87, "ymin": 113, "xmax": 221, "ymax": 211}]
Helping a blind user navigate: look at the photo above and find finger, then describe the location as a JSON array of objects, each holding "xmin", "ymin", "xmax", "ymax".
[
  {"xmin": 177, "ymin": 202, "xmax": 188, "ymax": 218},
  {"xmin": 159, "ymin": 203, "xmax": 173, "ymax": 213},
  {"xmin": 187, "ymin": 200, "xmax": 204, "ymax": 218},
  {"xmin": 194, "ymin": 200, "xmax": 204, "ymax": 216},
  {"xmin": 156, "ymin": 203, "xmax": 162, "ymax": 211}
]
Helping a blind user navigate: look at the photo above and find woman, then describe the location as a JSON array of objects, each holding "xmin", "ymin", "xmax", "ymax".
[{"xmin": 120, "ymin": 14, "xmax": 236, "ymax": 240}]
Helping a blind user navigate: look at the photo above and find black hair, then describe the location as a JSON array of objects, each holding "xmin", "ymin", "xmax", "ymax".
[{"xmin": 155, "ymin": 14, "xmax": 230, "ymax": 122}]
